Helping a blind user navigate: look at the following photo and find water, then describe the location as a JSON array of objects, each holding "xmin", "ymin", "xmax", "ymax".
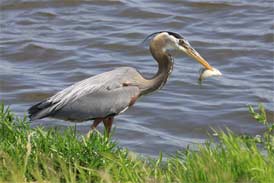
[{"xmin": 0, "ymin": 0, "xmax": 273, "ymax": 156}]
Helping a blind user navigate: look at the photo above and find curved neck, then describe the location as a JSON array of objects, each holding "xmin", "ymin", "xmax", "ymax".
[{"xmin": 140, "ymin": 48, "xmax": 174, "ymax": 95}]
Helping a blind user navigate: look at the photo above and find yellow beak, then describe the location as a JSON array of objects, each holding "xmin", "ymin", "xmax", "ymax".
[{"xmin": 180, "ymin": 46, "xmax": 213, "ymax": 70}]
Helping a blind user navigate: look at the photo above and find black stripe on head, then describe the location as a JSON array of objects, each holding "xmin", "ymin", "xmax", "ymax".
[
  {"xmin": 142, "ymin": 31, "xmax": 183, "ymax": 44},
  {"xmin": 166, "ymin": 31, "xmax": 183, "ymax": 39}
]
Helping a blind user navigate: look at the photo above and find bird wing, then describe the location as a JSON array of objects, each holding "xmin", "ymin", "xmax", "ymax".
[
  {"xmin": 53, "ymin": 85, "xmax": 140, "ymax": 121},
  {"xmin": 28, "ymin": 67, "xmax": 141, "ymax": 120}
]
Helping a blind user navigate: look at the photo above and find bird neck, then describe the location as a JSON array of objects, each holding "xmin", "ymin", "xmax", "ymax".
[{"xmin": 141, "ymin": 50, "xmax": 174, "ymax": 95}]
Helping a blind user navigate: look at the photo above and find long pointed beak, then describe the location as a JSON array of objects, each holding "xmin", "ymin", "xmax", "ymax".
[{"xmin": 179, "ymin": 45, "xmax": 213, "ymax": 70}]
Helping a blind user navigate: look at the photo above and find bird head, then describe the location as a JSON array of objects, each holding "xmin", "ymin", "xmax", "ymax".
[{"xmin": 145, "ymin": 31, "xmax": 213, "ymax": 70}]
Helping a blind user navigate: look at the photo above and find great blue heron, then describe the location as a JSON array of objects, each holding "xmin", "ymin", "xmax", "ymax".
[{"xmin": 28, "ymin": 31, "xmax": 219, "ymax": 136}]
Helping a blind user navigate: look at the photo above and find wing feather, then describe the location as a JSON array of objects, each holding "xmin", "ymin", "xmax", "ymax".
[
  {"xmin": 28, "ymin": 67, "xmax": 141, "ymax": 120},
  {"xmin": 52, "ymin": 86, "xmax": 140, "ymax": 121}
]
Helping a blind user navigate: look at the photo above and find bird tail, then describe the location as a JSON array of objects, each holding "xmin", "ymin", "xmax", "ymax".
[{"xmin": 28, "ymin": 100, "xmax": 55, "ymax": 120}]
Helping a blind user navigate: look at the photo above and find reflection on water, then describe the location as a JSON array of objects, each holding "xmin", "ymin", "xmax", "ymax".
[{"xmin": 0, "ymin": 0, "xmax": 273, "ymax": 156}]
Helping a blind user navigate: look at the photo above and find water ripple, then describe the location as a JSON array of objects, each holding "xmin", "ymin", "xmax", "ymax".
[{"xmin": 0, "ymin": 0, "xmax": 273, "ymax": 155}]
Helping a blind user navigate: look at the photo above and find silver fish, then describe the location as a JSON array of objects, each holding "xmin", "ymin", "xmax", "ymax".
[{"xmin": 199, "ymin": 67, "xmax": 222, "ymax": 83}]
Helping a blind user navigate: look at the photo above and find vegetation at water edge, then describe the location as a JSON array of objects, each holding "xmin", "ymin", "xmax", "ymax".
[{"xmin": 0, "ymin": 103, "xmax": 273, "ymax": 182}]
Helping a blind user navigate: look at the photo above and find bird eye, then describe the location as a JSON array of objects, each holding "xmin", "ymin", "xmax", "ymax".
[
  {"xmin": 178, "ymin": 39, "xmax": 188, "ymax": 48},
  {"xmin": 179, "ymin": 39, "xmax": 184, "ymax": 44}
]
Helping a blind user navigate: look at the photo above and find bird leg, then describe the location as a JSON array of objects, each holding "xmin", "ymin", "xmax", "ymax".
[
  {"xmin": 91, "ymin": 118, "xmax": 103, "ymax": 129},
  {"xmin": 103, "ymin": 116, "xmax": 114, "ymax": 137},
  {"xmin": 87, "ymin": 118, "xmax": 103, "ymax": 138}
]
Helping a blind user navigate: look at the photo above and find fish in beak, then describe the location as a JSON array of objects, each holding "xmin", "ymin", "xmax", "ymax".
[{"xmin": 178, "ymin": 39, "xmax": 222, "ymax": 81}]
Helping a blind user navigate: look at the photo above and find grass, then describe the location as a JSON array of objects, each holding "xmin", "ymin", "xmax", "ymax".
[{"xmin": 0, "ymin": 103, "xmax": 273, "ymax": 183}]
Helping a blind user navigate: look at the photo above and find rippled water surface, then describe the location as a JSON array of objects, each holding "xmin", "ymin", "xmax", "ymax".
[{"xmin": 1, "ymin": 0, "xmax": 273, "ymax": 156}]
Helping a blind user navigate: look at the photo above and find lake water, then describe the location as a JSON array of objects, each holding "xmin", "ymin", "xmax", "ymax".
[{"xmin": 0, "ymin": 0, "xmax": 273, "ymax": 156}]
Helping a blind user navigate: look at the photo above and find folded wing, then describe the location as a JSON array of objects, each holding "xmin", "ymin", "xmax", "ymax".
[{"xmin": 28, "ymin": 67, "xmax": 141, "ymax": 121}]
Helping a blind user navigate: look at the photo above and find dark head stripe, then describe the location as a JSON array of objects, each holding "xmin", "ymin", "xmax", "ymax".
[
  {"xmin": 166, "ymin": 31, "xmax": 183, "ymax": 39},
  {"xmin": 142, "ymin": 31, "xmax": 183, "ymax": 44}
]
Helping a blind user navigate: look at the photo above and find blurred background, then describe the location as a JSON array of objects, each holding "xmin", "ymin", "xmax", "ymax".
[{"xmin": 0, "ymin": 0, "xmax": 273, "ymax": 156}]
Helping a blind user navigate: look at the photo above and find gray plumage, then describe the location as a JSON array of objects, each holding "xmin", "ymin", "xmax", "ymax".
[
  {"xmin": 28, "ymin": 31, "xmax": 215, "ymax": 135},
  {"xmin": 29, "ymin": 67, "xmax": 141, "ymax": 121}
]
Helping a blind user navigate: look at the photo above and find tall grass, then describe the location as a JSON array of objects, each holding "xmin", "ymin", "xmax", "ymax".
[{"xmin": 0, "ymin": 103, "xmax": 273, "ymax": 183}]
